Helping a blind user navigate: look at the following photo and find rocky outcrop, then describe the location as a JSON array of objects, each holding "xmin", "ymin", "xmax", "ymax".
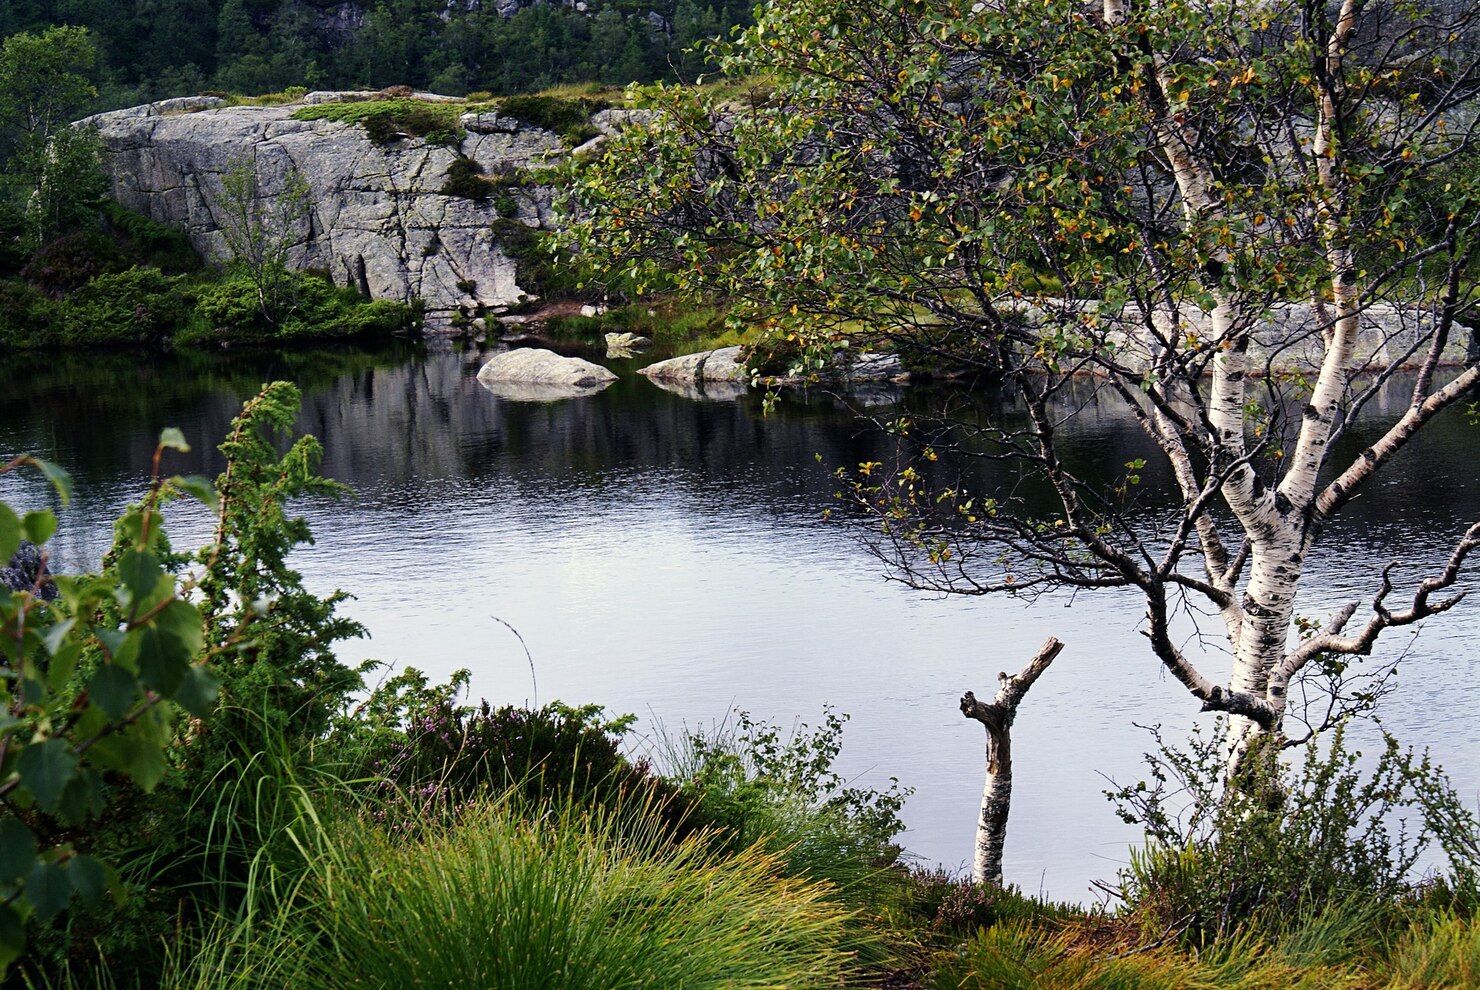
[
  {"xmin": 475, "ymin": 347, "xmax": 617, "ymax": 401},
  {"xmin": 80, "ymin": 95, "xmax": 572, "ymax": 331},
  {"xmin": 1, "ymin": 541, "xmax": 57, "ymax": 601}
]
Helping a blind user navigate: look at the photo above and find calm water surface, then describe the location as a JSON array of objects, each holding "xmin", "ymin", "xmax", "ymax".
[{"xmin": 2, "ymin": 343, "xmax": 1476, "ymax": 901}]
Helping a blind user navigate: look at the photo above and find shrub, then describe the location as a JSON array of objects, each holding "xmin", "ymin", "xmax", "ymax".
[
  {"xmin": 20, "ymin": 229, "xmax": 130, "ymax": 294},
  {"xmin": 440, "ymin": 156, "xmax": 489, "ymax": 199},
  {"xmin": 1108, "ymin": 722, "xmax": 1473, "ymax": 946},
  {"xmin": 493, "ymin": 194, "xmax": 518, "ymax": 218},
  {"xmin": 364, "ymin": 700, "xmax": 709, "ymax": 838},
  {"xmin": 667, "ymin": 708, "xmax": 910, "ymax": 897},
  {"xmin": 498, "ymin": 94, "xmax": 607, "ymax": 144},
  {"xmin": 58, "ymin": 266, "xmax": 197, "ymax": 346},
  {"xmin": 190, "ymin": 266, "xmax": 413, "ymax": 344},
  {"xmin": 0, "ymin": 278, "xmax": 59, "ymax": 348},
  {"xmin": 100, "ymin": 201, "xmax": 202, "ymax": 273}
]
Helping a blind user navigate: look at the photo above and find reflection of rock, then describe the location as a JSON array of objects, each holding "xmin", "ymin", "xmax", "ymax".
[
  {"xmin": 478, "ymin": 378, "xmax": 614, "ymax": 402},
  {"xmin": 645, "ymin": 377, "xmax": 749, "ymax": 402},
  {"xmin": 476, "ymin": 348, "xmax": 618, "ymax": 393},
  {"xmin": 640, "ymin": 346, "xmax": 749, "ymax": 385}
]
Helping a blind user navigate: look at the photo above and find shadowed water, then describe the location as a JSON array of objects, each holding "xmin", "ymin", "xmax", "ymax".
[{"xmin": 2, "ymin": 342, "xmax": 1476, "ymax": 900}]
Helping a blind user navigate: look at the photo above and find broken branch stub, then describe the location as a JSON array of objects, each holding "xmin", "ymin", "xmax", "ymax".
[{"xmin": 961, "ymin": 636, "xmax": 1064, "ymax": 886}]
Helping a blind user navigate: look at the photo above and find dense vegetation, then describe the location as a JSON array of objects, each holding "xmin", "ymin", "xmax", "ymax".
[
  {"xmin": 0, "ymin": 27, "xmax": 417, "ymax": 351},
  {"xmin": 0, "ymin": 0, "xmax": 752, "ymax": 108},
  {"xmin": 2, "ymin": 385, "xmax": 1478, "ymax": 989}
]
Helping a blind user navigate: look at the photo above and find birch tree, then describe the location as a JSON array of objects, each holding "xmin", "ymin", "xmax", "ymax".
[{"xmin": 567, "ymin": 0, "xmax": 1480, "ymax": 774}]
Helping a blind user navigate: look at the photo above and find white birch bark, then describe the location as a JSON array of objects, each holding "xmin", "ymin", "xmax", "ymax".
[{"xmin": 960, "ymin": 637, "xmax": 1063, "ymax": 886}]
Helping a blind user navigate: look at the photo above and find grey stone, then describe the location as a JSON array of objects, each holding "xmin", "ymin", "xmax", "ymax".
[
  {"xmin": 639, "ymin": 346, "xmax": 749, "ymax": 384},
  {"xmin": 83, "ymin": 97, "xmax": 573, "ymax": 331},
  {"xmin": 476, "ymin": 348, "xmax": 618, "ymax": 388}
]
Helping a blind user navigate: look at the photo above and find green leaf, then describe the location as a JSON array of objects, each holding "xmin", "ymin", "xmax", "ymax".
[
  {"xmin": 56, "ymin": 768, "xmax": 105, "ymax": 824},
  {"xmin": 28, "ymin": 458, "xmax": 72, "ymax": 506},
  {"xmin": 157, "ymin": 428, "xmax": 190, "ymax": 453},
  {"xmin": 87, "ymin": 722, "xmax": 168, "ymax": 792},
  {"xmin": 25, "ymin": 860, "xmax": 70, "ymax": 922},
  {"xmin": 0, "ymin": 820, "xmax": 36, "ymax": 883},
  {"xmin": 136, "ymin": 600, "xmax": 203, "ymax": 695},
  {"xmin": 21, "ymin": 511, "xmax": 55, "ymax": 547},
  {"xmin": 16, "ymin": 740, "xmax": 78, "ymax": 814},
  {"xmin": 0, "ymin": 903, "xmax": 24, "ymax": 973},
  {"xmin": 89, "ymin": 666, "xmax": 138, "ymax": 721},
  {"xmin": 116, "ymin": 550, "xmax": 163, "ymax": 605},
  {"xmin": 66, "ymin": 856, "xmax": 106, "ymax": 903},
  {"xmin": 174, "ymin": 666, "xmax": 219, "ymax": 718},
  {"xmin": 170, "ymin": 474, "xmax": 218, "ymax": 508},
  {"xmin": 0, "ymin": 504, "xmax": 19, "ymax": 568},
  {"xmin": 45, "ymin": 641, "xmax": 81, "ymax": 693}
]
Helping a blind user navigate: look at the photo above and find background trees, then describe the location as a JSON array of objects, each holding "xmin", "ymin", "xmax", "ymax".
[
  {"xmin": 2, "ymin": 0, "xmax": 753, "ymax": 105},
  {"xmin": 566, "ymin": 0, "xmax": 1480, "ymax": 773}
]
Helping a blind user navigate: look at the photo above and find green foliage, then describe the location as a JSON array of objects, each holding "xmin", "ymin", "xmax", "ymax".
[
  {"xmin": 440, "ymin": 156, "xmax": 489, "ymax": 199},
  {"xmin": 499, "ymin": 94, "xmax": 607, "ymax": 144},
  {"xmin": 13, "ymin": 383, "xmax": 372, "ymax": 980},
  {"xmin": 18, "ymin": 229, "xmax": 131, "ymax": 295},
  {"xmin": 1108, "ymin": 723, "xmax": 1477, "ymax": 947},
  {"xmin": 58, "ymin": 267, "xmax": 199, "ymax": 346},
  {"xmin": 0, "ymin": 442, "xmax": 218, "ymax": 977},
  {"xmin": 667, "ymin": 708, "xmax": 910, "ymax": 895},
  {"xmin": 188, "ymin": 266, "xmax": 413, "ymax": 344},
  {"xmin": 214, "ymin": 156, "xmax": 311, "ymax": 328},
  {"xmin": 100, "ymin": 202, "xmax": 202, "ymax": 274},
  {"xmin": 358, "ymin": 699, "xmax": 711, "ymax": 838},
  {"xmin": 291, "ymin": 99, "xmax": 468, "ymax": 142}
]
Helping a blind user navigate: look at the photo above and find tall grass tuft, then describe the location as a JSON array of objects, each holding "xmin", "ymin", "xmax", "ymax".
[
  {"xmin": 1383, "ymin": 910, "xmax": 1480, "ymax": 988},
  {"xmin": 228, "ymin": 794, "xmax": 855, "ymax": 989}
]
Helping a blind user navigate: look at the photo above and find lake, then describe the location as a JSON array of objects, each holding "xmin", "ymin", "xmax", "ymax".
[{"xmin": 2, "ymin": 342, "xmax": 1476, "ymax": 901}]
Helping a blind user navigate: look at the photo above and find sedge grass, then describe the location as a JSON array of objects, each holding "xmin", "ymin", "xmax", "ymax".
[{"xmin": 160, "ymin": 791, "xmax": 856, "ymax": 989}]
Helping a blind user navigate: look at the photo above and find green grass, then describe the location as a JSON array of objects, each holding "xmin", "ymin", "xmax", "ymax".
[
  {"xmin": 290, "ymin": 99, "xmax": 479, "ymax": 143},
  {"xmin": 145, "ymin": 795, "xmax": 856, "ymax": 990}
]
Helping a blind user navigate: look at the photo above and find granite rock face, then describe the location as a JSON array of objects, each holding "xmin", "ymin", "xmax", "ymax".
[{"xmin": 80, "ymin": 96, "xmax": 571, "ymax": 331}]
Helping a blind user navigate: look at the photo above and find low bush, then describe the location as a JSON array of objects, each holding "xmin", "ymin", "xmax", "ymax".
[
  {"xmin": 19, "ymin": 229, "xmax": 131, "ymax": 294},
  {"xmin": 59, "ymin": 266, "xmax": 199, "ymax": 346},
  {"xmin": 187, "ymin": 266, "xmax": 414, "ymax": 344},
  {"xmin": 1108, "ymin": 722, "xmax": 1476, "ymax": 947},
  {"xmin": 440, "ymin": 156, "xmax": 489, "ymax": 199},
  {"xmin": 666, "ymin": 708, "xmax": 910, "ymax": 899},
  {"xmin": 101, "ymin": 201, "xmax": 202, "ymax": 273},
  {"xmin": 362, "ymin": 700, "xmax": 710, "ymax": 838},
  {"xmin": 498, "ymin": 94, "xmax": 607, "ymax": 144}
]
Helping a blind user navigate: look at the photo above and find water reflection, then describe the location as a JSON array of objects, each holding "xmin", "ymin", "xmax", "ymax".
[{"xmin": 1, "ymin": 344, "xmax": 1476, "ymax": 900}]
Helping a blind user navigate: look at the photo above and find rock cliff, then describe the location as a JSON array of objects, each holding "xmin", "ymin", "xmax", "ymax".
[{"xmin": 81, "ymin": 93, "xmax": 584, "ymax": 331}]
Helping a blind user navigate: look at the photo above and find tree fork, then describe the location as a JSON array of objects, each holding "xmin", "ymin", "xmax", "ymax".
[{"xmin": 960, "ymin": 636, "xmax": 1064, "ymax": 886}]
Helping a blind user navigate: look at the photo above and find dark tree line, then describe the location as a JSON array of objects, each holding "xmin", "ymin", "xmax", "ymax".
[{"xmin": 0, "ymin": 0, "xmax": 751, "ymax": 108}]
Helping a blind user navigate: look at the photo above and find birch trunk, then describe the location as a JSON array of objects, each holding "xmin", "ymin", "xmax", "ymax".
[{"xmin": 960, "ymin": 637, "xmax": 1063, "ymax": 886}]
